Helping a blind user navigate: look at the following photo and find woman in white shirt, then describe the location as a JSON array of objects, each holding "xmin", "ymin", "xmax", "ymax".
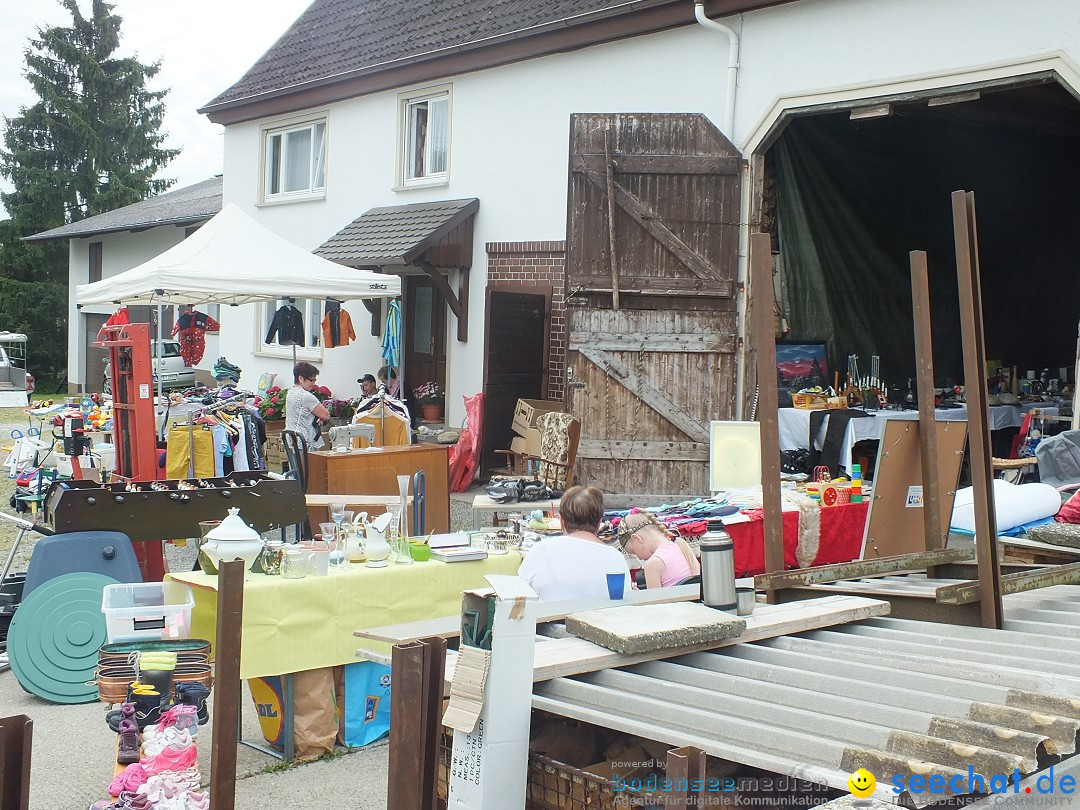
[
  {"xmin": 518, "ymin": 485, "xmax": 630, "ymax": 601},
  {"xmin": 284, "ymin": 361, "xmax": 331, "ymax": 450}
]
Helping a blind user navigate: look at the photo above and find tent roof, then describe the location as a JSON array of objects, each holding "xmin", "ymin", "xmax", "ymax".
[{"xmin": 75, "ymin": 203, "xmax": 400, "ymax": 306}]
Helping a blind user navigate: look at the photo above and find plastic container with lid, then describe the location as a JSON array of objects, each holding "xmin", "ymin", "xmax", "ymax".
[{"xmin": 102, "ymin": 581, "xmax": 194, "ymax": 642}]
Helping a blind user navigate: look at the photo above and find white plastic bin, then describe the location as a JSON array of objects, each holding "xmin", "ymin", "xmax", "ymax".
[{"xmin": 102, "ymin": 581, "xmax": 194, "ymax": 642}]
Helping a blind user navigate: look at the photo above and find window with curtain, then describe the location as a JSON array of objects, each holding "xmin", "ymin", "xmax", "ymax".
[
  {"xmin": 403, "ymin": 89, "xmax": 450, "ymax": 184},
  {"xmin": 263, "ymin": 119, "xmax": 326, "ymax": 201}
]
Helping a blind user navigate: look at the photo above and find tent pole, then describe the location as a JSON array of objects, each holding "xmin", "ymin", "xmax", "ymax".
[{"xmin": 155, "ymin": 292, "xmax": 164, "ymax": 421}]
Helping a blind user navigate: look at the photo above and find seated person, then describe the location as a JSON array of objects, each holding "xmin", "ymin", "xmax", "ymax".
[
  {"xmin": 518, "ymin": 485, "xmax": 631, "ymax": 601},
  {"xmin": 617, "ymin": 509, "xmax": 700, "ymax": 588},
  {"xmin": 358, "ymin": 374, "xmax": 378, "ymax": 398},
  {"xmin": 377, "ymin": 365, "xmax": 400, "ymax": 398}
]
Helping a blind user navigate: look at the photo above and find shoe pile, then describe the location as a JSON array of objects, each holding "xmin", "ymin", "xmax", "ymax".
[{"xmin": 92, "ymin": 677, "xmax": 212, "ymax": 810}]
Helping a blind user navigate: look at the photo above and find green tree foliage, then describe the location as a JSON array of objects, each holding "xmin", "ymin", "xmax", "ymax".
[{"xmin": 0, "ymin": 0, "xmax": 178, "ymax": 389}]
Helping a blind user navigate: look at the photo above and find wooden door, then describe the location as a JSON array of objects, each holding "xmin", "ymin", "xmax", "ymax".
[
  {"xmin": 566, "ymin": 113, "xmax": 743, "ymax": 497},
  {"xmin": 481, "ymin": 289, "xmax": 548, "ymax": 474},
  {"xmin": 404, "ymin": 275, "xmax": 446, "ymax": 403}
]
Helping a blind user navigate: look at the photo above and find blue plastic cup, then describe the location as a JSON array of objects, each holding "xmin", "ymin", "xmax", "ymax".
[{"xmin": 606, "ymin": 572, "xmax": 626, "ymax": 600}]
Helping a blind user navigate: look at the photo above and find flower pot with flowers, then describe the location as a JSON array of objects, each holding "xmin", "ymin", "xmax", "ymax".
[
  {"xmin": 413, "ymin": 382, "xmax": 445, "ymax": 422},
  {"xmin": 324, "ymin": 397, "xmax": 358, "ymax": 426},
  {"xmin": 256, "ymin": 386, "xmax": 285, "ymax": 424}
]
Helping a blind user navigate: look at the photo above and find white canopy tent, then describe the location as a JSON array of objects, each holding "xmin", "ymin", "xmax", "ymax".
[
  {"xmin": 75, "ymin": 203, "xmax": 401, "ymax": 306},
  {"xmin": 75, "ymin": 203, "xmax": 402, "ymax": 405}
]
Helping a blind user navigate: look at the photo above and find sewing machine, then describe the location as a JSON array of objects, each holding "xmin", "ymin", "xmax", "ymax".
[{"xmin": 329, "ymin": 423, "xmax": 377, "ymax": 452}]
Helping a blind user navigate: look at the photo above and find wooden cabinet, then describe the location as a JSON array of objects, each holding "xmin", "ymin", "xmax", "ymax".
[{"xmin": 307, "ymin": 444, "xmax": 450, "ymax": 534}]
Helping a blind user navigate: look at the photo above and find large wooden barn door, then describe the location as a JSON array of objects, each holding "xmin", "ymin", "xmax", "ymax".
[{"xmin": 566, "ymin": 113, "xmax": 742, "ymax": 497}]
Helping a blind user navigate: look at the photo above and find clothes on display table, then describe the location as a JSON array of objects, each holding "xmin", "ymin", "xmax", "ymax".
[
  {"xmin": 321, "ymin": 305, "xmax": 356, "ymax": 348},
  {"xmin": 166, "ymin": 403, "xmax": 266, "ymax": 478},
  {"xmin": 265, "ymin": 304, "xmax": 305, "ymax": 347},
  {"xmin": 171, "ymin": 309, "xmax": 220, "ymax": 366},
  {"xmin": 212, "ymin": 357, "xmax": 242, "ymax": 385}
]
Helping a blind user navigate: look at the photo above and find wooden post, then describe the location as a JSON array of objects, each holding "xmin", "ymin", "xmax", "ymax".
[
  {"xmin": 909, "ymin": 251, "xmax": 944, "ymax": 570},
  {"xmin": 0, "ymin": 715, "xmax": 32, "ymax": 810},
  {"xmin": 665, "ymin": 746, "xmax": 707, "ymax": 809},
  {"xmin": 951, "ymin": 190, "xmax": 1003, "ymax": 629},
  {"xmin": 751, "ymin": 232, "xmax": 785, "ymax": 583},
  {"xmin": 388, "ymin": 637, "xmax": 447, "ymax": 810},
  {"xmin": 604, "ymin": 128, "xmax": 621, "ymax": 310},
  {"xmin": 209, "ymin": 560, "xmax": 245, "ymax": 809}
]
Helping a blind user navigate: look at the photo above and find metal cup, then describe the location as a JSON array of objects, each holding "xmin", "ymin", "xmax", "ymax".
[{"xmin": 735, "ymin": 587, "xmax": 756, "ymax": 617}]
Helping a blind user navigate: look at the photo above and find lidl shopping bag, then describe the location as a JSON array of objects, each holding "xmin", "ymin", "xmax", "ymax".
[
  {"xmin": 343, "ymin": 661, "xmax": 392, "ymax": 747},
  {"xmin": 247, "ymin": 668, "xmax": 338, "ymax": 761}
]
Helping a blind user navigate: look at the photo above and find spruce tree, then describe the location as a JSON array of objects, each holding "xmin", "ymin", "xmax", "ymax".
[{"xmin": 0, "ymin": 0, "xmax": 178, "ymax": 389}]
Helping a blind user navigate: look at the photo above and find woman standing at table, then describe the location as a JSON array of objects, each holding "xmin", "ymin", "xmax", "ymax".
[
  {"xmin": 518, "ymin": 485, "xmax": 630, "ymax": 601},
  {"xmin": 286, "ymin": 361, "xmax": 330, "ymax": 450},
  {"xmin": 617, "ymin": 509, "xmax": 700, "ymax": 589}
]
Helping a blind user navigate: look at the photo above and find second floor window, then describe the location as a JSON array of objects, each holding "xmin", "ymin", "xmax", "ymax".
[
  {"xmin": 264, "ymin": 120, "xmax": 326, "ymax": 201},
  {"xmin": 403, "ymin": 91, "xmax": 449, "ymax": 183}
]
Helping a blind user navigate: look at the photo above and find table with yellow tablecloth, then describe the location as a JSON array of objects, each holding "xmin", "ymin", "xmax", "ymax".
[{"xmin": 168, "ymin": 553, "xmax": 521, "ymax": 680}]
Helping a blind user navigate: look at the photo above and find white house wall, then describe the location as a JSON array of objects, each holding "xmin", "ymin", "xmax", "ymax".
[
  {"xmin": 216, "ymin": 0, "xmax": 1080, "ymax": 424},
  {"xmin": 67, "ymin": 226, "xmax": 220, "ymax": 389}
]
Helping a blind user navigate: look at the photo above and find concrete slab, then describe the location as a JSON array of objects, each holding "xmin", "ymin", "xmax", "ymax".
[{"xmin": 565, "ymin": 602, "xmax": 745, "ymax": 655}]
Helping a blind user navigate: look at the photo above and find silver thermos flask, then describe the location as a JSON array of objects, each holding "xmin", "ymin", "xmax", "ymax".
[{"xmin": 700, "ymin": 519, "xmax": 736, "ymax": 611}]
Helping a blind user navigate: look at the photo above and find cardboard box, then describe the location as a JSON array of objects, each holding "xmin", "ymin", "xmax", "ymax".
[
  {"xmin": 512, "ymin": 399, "xmax": 565, "ymax": 437},
  {"xmin": 510, "ymin": 428, "xmax": 542, "ymax": 457},
  {"xmin": 447, "ymin": 575, "xmax": 538, "ymax": 810}
]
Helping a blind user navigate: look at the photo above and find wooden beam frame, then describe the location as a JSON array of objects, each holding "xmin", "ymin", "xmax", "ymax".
[
  {"xmin": 750, "ymin": 231, "xmax": 785, "ymax": 581},
  {"xmin": 951, "ymin": 190, "xmax": 1003, "ymax": 629},
  {"xmin": 754, "ymin": 548, "xmax": 974, "ymax": 590},
  {"xmin": 0, "ymin": 714, "xmax": 32, "ymax": 810},
  {"xmin": 935, "ymin": 560, "xmax": 1080, "ymax": 605},
  {"xmin": 416, "ymin": 258, "xmax": 469, "ymax": 342},
  {"xmin": 209, "ymin": 560, "xmax": 245, "ymax": 809}
]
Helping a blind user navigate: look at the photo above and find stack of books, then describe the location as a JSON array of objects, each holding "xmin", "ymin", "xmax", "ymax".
[{"xmin": 431, "ymin": 546, "xmax": 488, "ymax": 563}]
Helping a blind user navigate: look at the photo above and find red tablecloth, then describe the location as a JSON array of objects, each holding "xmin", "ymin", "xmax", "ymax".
[{"xmin": 726, "ymin": 501, "xmax": 869, "ymax": 576}]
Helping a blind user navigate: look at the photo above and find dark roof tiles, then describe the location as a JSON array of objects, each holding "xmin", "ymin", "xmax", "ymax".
[
  {"xmin": 316, "ymin": 198, "xmax": 479, "ymax": 265},
  {"xmin": 202, "ymin": 0, "xmax": 653, "ymax": 109},
  {"xmin": 25, "ymin": 177, "xmax": 223, "ymax": 242}
]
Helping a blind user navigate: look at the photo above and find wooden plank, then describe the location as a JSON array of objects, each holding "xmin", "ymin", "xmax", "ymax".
[
  {"xmin": 951, "ymin": 190, "xmax": 1003, "ymax": 628},
  {"xmin": 574, "ymin": 153, "xmax": 741, "ymax": 175},
  {"xmin": 750, "ymin": 232, "xmax": 785, "ymax": 579},
  {"xmin": 0, "ymin": 714, "xmax": 32, "ymax": 810},
  {"xmin": 569, "ymin": 332, "xmax": 735, "ymax": 353},
  {"xmin": 578, "ymin": 439, "xmax": 709, "ymax": 462},
  {"xmin": 910, "ymin": 250, "xmax": 945, "ymax": 557},
  {"xmin": 209, "ymin": 560, "xmax": 244, "ymax": 810},
  {"xmin": 604, "ymin": 129, "xmax": 621, "ymax": 311},
  {"xmin": 570, "ymin": 276, "xmax": 735, "ymax": 297},
  {"xmin": 935, "ymin": 561, "xmax": 1080, "ymax": 605},
  {"xmin": 578, "ymin": 346, "xmax": 709, "ymax": 442},
  {"xmin": 755, "ymin": 548, "xmax": 974, "ymax": 590},
  {"xmin": 437, "ymin": 595, "xmax": 890, "ymax": 686},
  {"xmin": 582, "ymin": 169, "xmax": 721, "ymax": 282},
  {"xmin": 356, "ymin": 584, "xmax": 700, "ymax": 645}
]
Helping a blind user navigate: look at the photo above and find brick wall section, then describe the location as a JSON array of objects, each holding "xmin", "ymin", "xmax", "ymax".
[{"xmin": 485, "ymin": 241, "xmax": 567, "ymax": 402}]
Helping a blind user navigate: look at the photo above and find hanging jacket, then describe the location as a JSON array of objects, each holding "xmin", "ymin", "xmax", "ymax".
[
  {"xmin": 265, "ymin": 305, "xmax": 305, "ymax": 347},
  {"xmin": 171, "ymin": 309, "xmax": 221, "ymax": 366},
  {"xmin": 322, "ymin": 309, "xmax": 356, "ymax": 348}
]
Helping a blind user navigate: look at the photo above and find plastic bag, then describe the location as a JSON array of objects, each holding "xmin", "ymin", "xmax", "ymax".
[
  {"xmin": 448, "ymin": 392, "xmax": 484, "ymax": 493},
  {"xmin": 343, "ymin": 661, "xmax": 391, "ymax": 747}
]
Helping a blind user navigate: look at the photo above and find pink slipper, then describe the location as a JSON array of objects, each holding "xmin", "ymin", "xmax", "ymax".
[{"xmin": 107, "ymin": 763, "xmax": 148, "ymax": 797}]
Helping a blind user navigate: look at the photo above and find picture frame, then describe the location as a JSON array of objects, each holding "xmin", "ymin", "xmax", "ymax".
[{"xmin": 776, "ymin": 341, "xmax": 830, "ymax": 390}]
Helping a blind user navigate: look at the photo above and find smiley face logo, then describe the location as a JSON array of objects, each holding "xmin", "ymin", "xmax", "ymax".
[{"xmin": 848, "ymin": 768, "xmax": 876, "ymax": 798}]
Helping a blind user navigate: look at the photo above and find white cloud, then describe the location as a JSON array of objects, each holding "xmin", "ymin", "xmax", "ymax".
[{"xmin": 0, "ymin": 0, "xmax": 313, "ymax": 218}]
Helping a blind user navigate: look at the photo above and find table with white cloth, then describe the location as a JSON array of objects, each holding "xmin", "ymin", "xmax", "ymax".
[{"xmin": 777, "ymin": 405, "xmax": 1059, "ymax": 475}]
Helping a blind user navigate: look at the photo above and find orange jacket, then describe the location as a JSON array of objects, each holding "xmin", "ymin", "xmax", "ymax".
[{"xmin": 322, "ymin": 309, "xmax": 356, "ymax": 348}]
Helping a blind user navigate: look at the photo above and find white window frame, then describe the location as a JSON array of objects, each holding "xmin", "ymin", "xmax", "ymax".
[
  {"xmin": 397, "ymin": 85, "xmax": 451, "ymax": 189},
  {"xmin": 261, "ymin": 117, "xmax": 328, "ymax": 203},
  {"xmin": 254, "ymin": 298, "xmax": 323, "ymax": 361}
]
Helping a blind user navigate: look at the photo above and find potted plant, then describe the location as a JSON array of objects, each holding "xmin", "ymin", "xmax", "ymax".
[
  {"xmin": 256, "ymin": 386, "xmax": 285, "ymax": 426},
  {"xmin": 324, "ymin": 396, "xmax": 357, "ymax": 426},
  {"xmin": 413, "ymin": 381, "xmax": 445, "ymax": 422}
]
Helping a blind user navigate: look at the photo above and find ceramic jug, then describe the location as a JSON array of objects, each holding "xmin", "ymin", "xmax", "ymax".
[
  {"xmin": 346, "ymin": 512, "xmax": 368, "ymax": 562},
  {"xmin": 200, "ymin": 508, "xmax": 263, "ymax": 574},
  {"xmin": 364, "ymin": 510, "xmax": 393, "ymax": 568}
]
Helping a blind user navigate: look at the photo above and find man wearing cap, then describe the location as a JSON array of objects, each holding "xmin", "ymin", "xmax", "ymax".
[{"xmin": 358, "ymin": 374, "xmax": 377, "ymax": 398}]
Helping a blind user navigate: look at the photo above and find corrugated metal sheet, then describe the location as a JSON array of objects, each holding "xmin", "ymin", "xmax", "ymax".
[{"xmin": 532, "ymin": 606, "xmax": 1080, "ymax": 807}]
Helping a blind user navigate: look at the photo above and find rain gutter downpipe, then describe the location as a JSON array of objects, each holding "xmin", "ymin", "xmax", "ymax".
[{"xmin": 694, "ymin": 2, "xmax": 749, "ymax": 418}]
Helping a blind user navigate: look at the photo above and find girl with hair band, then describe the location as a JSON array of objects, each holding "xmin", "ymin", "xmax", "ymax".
[{"xmin": 617, "ymin": 509, "xmax": 700, "ymax": 588}]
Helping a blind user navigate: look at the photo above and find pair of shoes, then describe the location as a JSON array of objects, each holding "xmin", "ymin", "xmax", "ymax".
[
  {"xmin": 107, "ymin": 763, "xmax": 148, "ymax": 797},
  {"xmin": 117, "ymin": 719, "xmax": 141, "ymax": 766},
  {"xmin": 106, "ymin": 703, "xmax": 135, "ymax": 733},
  {"xmin": 140, "ymin": 740, "xmax": 197, "ymax": 775},
  {"xmin": 128, "ymin": 687, "xmax": 168, "ymax": 730},
  {"xmin": 157, "ymin": 704, "xmax": 199, "ymax": 737},
  {"xmin": 174, "ymin": 681, "xmax": 210, "ymax": 725},
  {"xmin": 142, "ymin": 726, "xmax": 193, "ymax": 758}
]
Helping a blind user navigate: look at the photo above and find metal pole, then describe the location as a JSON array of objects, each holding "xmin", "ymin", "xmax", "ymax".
[
  {"xmin": 951, "ymin": 190, "xmax": 1003, "ymax": 629},
  {"xmin": 909, "ymin": 251, "xmax": 944, "ymax": 565},
  {"xmin": 750, "ymin": 232, "xmax": 785, "ymax": 582},
  {"xmin": 154, "ymin": 292, "xmax": 164, "ymax": 414}
]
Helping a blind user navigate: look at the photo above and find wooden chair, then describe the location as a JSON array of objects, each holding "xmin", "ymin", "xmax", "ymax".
[{"xmin": 494, "ymin": 413, "xmax": 580, "ymax": 490}]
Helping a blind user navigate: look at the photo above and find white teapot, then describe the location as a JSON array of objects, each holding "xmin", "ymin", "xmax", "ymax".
[{"xmin": 201, "ymin": 507, "xmax": 264, "ymax": 574}]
